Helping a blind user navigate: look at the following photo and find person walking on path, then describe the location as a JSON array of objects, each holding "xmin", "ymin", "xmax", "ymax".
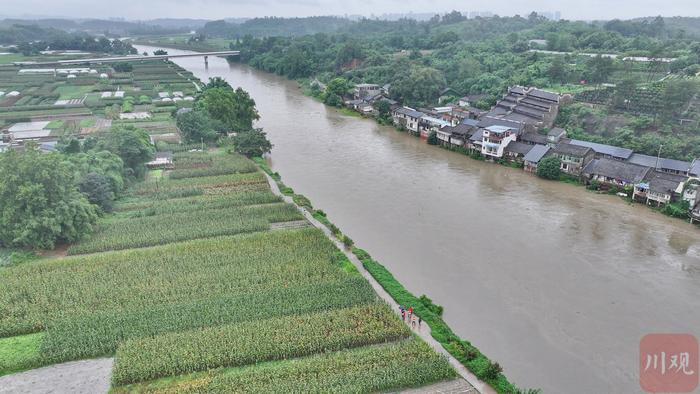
[
  {"xmin": 411, "ymin": 315, "xmax": 417, "ymax": 328},
  {"xmin": 418, "ymin": 316, "xmax": 422, "ymax": 328},
  {"xmin": 401, "ymin": 309, "xmax": 406, "ymax": 321}
]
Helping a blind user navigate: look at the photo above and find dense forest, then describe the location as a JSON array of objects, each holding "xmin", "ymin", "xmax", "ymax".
[{"xmin": 200, "ymin": 13, "xmax": 700, "ymax": 161}]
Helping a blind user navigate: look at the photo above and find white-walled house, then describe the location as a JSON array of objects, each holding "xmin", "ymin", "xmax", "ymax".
[
  {"xmin": 481, "ymin": 125, "xmax": 517, "ymax": 159},
  {"xmin": 392, "ymin": 107, "xmax": 424, "ymax": 134}
]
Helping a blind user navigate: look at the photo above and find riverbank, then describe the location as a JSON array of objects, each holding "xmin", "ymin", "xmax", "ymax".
[{"xmin": 254, "ymin": 158, "xmax": 519, "ymax": 394}]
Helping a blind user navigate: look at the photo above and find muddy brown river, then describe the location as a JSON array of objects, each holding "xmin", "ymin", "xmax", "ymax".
[{"xmin": 138, "ymin": 46, "xmax": 700, "ymax": 393}]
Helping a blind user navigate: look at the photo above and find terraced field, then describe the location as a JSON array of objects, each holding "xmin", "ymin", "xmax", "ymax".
[{"xmin": 0, "ymin": 152, "xmax": 455, "ymax": 392}]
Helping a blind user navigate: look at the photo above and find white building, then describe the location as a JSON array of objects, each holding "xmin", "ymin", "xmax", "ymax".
[{"xmin": 481, "ymin": 125, "xmax": 517, "ymax": 159}]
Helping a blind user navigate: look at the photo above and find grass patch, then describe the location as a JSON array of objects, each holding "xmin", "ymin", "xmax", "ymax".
[{"xmin": 0, "ymin": 333, "xmax": 44, "ymax": 376}]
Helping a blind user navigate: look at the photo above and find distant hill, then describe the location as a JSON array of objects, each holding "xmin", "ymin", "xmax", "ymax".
[{"xmin": 201, "ymin": 16, "xmax": 352, "ymax": 38}]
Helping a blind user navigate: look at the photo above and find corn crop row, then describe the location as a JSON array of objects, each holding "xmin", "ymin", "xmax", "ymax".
[
  {"xmin": 112, "ymin": 304, "xmax": 406, "ymax": 385},
  {"xmin": 113, "ymin": 338, "xmax": 455, "ymax": 393}
]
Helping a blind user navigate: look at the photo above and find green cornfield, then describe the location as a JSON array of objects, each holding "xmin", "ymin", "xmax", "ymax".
[
  {"xmin": 1, "ymin": 229, "xmax": 347, "ymax": 337},
  {"xmin": 114, "ymin": 191, "xmax": 282, "ymax": 218},
  {"xmin": 67, "ymin": 203, "xmax": 303, "ymax": 254},
  {"xmin": 112, "ymin": 304, "xmax": 408, "ymax": 385},
  {"xmin": 114, "ymin": 339, "xmax": 455, "ymax": 393}
]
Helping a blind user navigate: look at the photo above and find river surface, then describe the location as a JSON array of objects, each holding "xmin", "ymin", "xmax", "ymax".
[{"xmin": 137, "ymin": 46, "xmax": 700, "ymax": 394}]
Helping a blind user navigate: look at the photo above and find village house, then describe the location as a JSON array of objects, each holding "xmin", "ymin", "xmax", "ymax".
[
  {"xmin": 419, "ymin": 115, "xmax": 451, "ymax": 138},
  {"xmin": 568, "ymin": 139, "xmax": 633, "ymax": 161},
  {"xmin": 523, "ymin": 144, "xmax": 551, "ymax": 173},
  {"xmin": 468, "ymin": 129, "xmax": 484, "ymax": 152},
  {"xmin": 552, "ymin": 142, "xmax": 595, "ymax": 176},
  {"xmin": 633, "ymin": 171, "xmax": 687, "ymax": 206},
  {"xmin": 519, "ymin": 131, "xmax": 547, "ymax": 145},
  {"xmin": 582, "ymin": 158, "xmax": 652, "ymax": 188},
  {"xmin": 627, "ymin": 153, "xmax": 693, "ymax": 176},
  {"xmin": 458, "ymin": 94, "xmax": 488, "ymax": 108},
  {"xmin": 438, "ymin": 123, "xmax": 477, "ymax": 147},
  {"xmin": 546, "ymin": 127, "xmax": 567, "ymax": 145},
  {"xmin": 353, "ymin": 83, "xmax": 381, "ymax": 100},
  {"xmin": 484, "ymin": 86, "xmax": 561, "ymax": 132},
  {"xmin": 504, "ymin": 141, "xmax": 534, "ymax": 162},
  {"xmin": 392, "ymin": 107, "xmax": 424, "ymax": 134},
  {"xmin": 481, "ymin": 125, "xmax": 518, "ymax": 159}
]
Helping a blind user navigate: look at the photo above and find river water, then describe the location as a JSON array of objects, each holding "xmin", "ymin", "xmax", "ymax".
[{"xmin": 137, "ymin": 46, "xmax": 700, "ymax": 393}]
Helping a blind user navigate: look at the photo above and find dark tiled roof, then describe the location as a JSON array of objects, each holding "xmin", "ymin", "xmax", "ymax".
[
  {"xmin": 469, "ymin": 129, "xmax": 484, "ymax": 142},
  {"xmin": 519, "ymin": 132, "xmax": 547, "ymax": 145},
  {"xmin": 528, "ymin": 89, "xmax": 560, "ymax": 103},
  {"xmin": 583, "ymin": 158, "xmax": 651, "ymax": 184},
  {"xmin": 554, "ymin": 142, "xmax": 593, "ymax": 157},
  {"xmin": 642, "ymin": 171, "xmax": 687, "ymax": 194},
  {"xmin": 520, "ymin": 97, "xmax": 553, "ymax": 110},
  {"xmin": 477, "ymin": 116, "xmax": 524, "ymax": 133},
  {"xmin": 569, "ymin": 139, "xmax": 633, "ymax": 160},
  {"xmin": 394, "ymin": 107, "xmax": 424, "ymax": 118},
  {"xmin": 461, "ymin": 118, "xmax": 479, "ymax": 127},
  {"xmin": 524, "ymin": 144, "xmax": 551, "ymax": 163},
  {"xmin": 504, "ymin": 141, "xmax": 534, "ymax": 156},
  {"xmin": 509, "ymin": 86, "xmax": 527, "ymax": 95},
  {"xmin": 443, "ymin": 124, "xmax": 477, "ymax": 138},
  {"xmin": 628, "ymin": 153, "xmax": 691, "ymax": 173},
  {"xmin": 513, "ymin": 105, "xmax": 546, "ymax": 118}
]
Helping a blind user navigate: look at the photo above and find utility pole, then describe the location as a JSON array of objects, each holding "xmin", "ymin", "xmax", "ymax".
[
  {"xmin": 201, "ymin": 137, "xmax": 204, "ymax": 152},
  {"xmin": 655, "ymin": 144, "xmax": 663, "ymax": 171}
]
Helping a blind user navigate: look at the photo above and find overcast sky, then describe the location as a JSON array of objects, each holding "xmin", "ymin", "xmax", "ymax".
[{"xmin": 2, "ymin": 0, "xmax": 699, "ymax": 21}]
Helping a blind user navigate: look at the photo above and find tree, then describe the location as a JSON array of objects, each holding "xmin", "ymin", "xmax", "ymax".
[
  {"xmin": 198, "ymin": 87, "xmax": 260, "ymax": 132},
  {"xmin": 204, "ymin": 76, "xmax": 232, "ymax": 90},
  {"xmin": 0, "ymin": 148, "xmax": 97, "ymax": 249},
  {"xmin": 427, "ymin": 131, "xmax": 439, "ymax": 145},
  {"xmin": 536, "ymin": 156, "xmax": 562, "ymax": 180},
  {"xmin": 325, "ymin": 77, "xmax": 351, "ymax": 98},
  {"xmin": 79, "ymin": 172, "xmax": 115, "ymax": 213},
  {"xmin": 96, "ymin": 126, "xmax": 155, "ymax": 179},
  {"xmin": 176, "ymin": 110, "xmax": 222, "ymax": 143},
  {"xmin": 232, "ymin": 129, "xmax": 272, "ymax": 157},
  {"xmin": 153, "ymin": 49, "xmax": 168, "ymax": 55},
  {"xmin": 375, "ymin": 100, "xmax": 392, "ymax": 123}
]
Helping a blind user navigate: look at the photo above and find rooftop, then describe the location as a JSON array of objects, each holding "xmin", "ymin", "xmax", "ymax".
[
  {"xmin": 628, "ymin": 153, "xmax": 692, "ymax": 173},
  {"xmin": 394, "ymin": 107, "xmax": 424, "ymax": 118},
  {"xmin": 484, "ymin": 125, "xmax": 514, "ymax": 134},
  {"xmin": 554, "ymin": 142, "xmax": 593, "ymax": 157},
  {"xmin": 583, "ymin": 158, "xmax": 651, "ymax": 184},
  {"xmin": 642, "ymin": 171, "xmax": 687, "ymax": 195},
  {"xmin": 504, "ymin": 141, "xmax": 534, "ymax": 156},
  {"xmin": 569, "ymin": 139, "xmax": 634, "ymax": 160},
  {"xmin": 443, "ymin": 124, "xmax": 477, "ymax": 138},
  {"xmin": 519, "ymin": 132, "xmax": 547, "ymax": 145},
  {"xmin": 524, "ymin": 144, "xmax": 551, "ymax": 163}
]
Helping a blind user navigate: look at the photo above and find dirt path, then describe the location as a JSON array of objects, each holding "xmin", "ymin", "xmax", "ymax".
[
  {"xmin": 0, "ymin": 358, "xmax": 113, "ymax": 394},
  {"xmin": 263, "ymin": 173, "xmax": 496, "ymax": 394}
]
